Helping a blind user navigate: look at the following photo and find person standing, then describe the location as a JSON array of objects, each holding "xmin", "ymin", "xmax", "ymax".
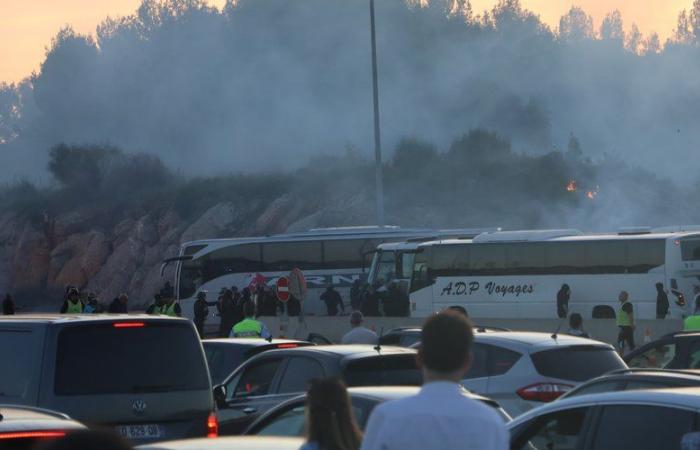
[
  {"xmin": 160, "ymin": 295, "xmax": 182, "ymax": 317},
  {"xmin": 231, "ymin": 301, "xmax": 272, "ymax": 339},
  {"xmin": 360, "ymin": 311, "xmax": 507, "ymax": 450},
  {"xmin": 567, "ymin": 313, "xmax": 589, "ymax": 338},
  {"xmin": 193, "ymin": 291, "xmax": 209, "ymax": 337},
  {"xmin": 300, "ymin": 378, "xmax": 363, "ymax": 450},
  {"xmin": 341, "ymin": 311, "xmax": 378, "ymax": 345},
  {"xmin": 616, "ymin": 291, "xmax": 635, "ymax": 354},
  {"xmin": 60, "ymin": 287, "xmax": 84, "ymax": 313},
  {"xmin": 320, "ymin": 285, "xmax": 345, "ymax": 316},
  {"xmin": 83, "ymin": 293, "xmax": 99, "ymax": 314},
  {"xmin": 684, "ymin": 296, "xmax": 700, "ymax": 331},
  {"xmin": 219, "ymin": 289, "xmax": 237, "ymax": 338},
  {"xmin": 108, "ymin": 294, "xmax": 129, "ymax": 313},
  {"xmin": 656, "ymin": 282, "xmax": 670, "ymax": 319},
  {"xmin": 2, "ymin": 294, "xmax": 15, "ymax": 315},
  {"xmin": 556, "ymin": 284, "xmax": 570, "ymax": 319},
  {"xmin": 384, "ymin": 282, "xmax": 409, "ymax": 317},
  {"xmin": 350, "ymin": 279, "xmax": 362, "ymax": 311},
  {"xmin": 146, "ymin": 293, "xmax": 164, "ymax": 314}
]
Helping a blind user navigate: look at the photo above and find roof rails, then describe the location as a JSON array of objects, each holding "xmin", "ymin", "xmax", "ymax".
[
  {"xmin": 473, "ymin": 229, "xmax": 582, "ymax": 243},
  {"xmin": 606, "ymin": 368, "xmax": 700, "ymax": 377},
  {"xmin": 617, "ymin": 227, "xmax": 652, "ymax": 235},
  {"xmin": 652, "ymin": 225, "xmax": 700, "ymax": 233}
]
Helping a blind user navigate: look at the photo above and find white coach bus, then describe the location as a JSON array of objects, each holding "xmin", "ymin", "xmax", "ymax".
[
  {"xmin": 408, "ymin": 228, "xmax": 700, "ymax": 320},
  {"xmin": 165, "ymin": 226, "xmax": 461, "ymax": 321}
]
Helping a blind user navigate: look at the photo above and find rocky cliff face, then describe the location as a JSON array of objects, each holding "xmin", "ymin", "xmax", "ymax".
[{"xmin": 0, "ymin": 188, "xmax": 374, "ymax": 310}]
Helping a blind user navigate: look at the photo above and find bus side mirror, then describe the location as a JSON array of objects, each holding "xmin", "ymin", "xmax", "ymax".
[{"xmin": 213, "ymin": 385, "xmax": 227, "ymax": 408}]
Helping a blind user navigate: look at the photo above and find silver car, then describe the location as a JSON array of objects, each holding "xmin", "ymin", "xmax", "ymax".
[{"xmin": 460, "ymin": 331, "xmax": 626, "ymax": 416}]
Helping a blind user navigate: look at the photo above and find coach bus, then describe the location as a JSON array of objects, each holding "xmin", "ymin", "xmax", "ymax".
[
  {"xmin": 407, "ymin": 228, "xmax": 700, "ymax": 320},
  {"xmin": 165, "ymin": 226, "xmax": 466, "ymax": 323}
]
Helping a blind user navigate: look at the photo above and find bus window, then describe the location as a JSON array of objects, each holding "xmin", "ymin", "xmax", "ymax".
[
  {"xmin": 324, "ymin": 240, "xmax": 368, "ymax": 269},
  {"xmin": 410, "ymin": 249, "xmax": 431, "ymax": 293},
  {"xmin": 470, "ymin": 244, "xmax": 506, "ymax": 275},
  {"xmin": 263, "ymin": 242, "xmax": 323, "ymax": 271},
  {"xmin": 627, "ymin": 240, "xmax": 665, "ymax": 272},
  {"xmin": 431, "ymin": 244, "xmax": 469, "ymax": 277},
  {"xmin": 586, "ymin": 241, "xmax": 627, "ymax": 274},
  {"xmin": 399, "ymin": 252, "xmax": 416, "ymax": 279},
  {"xmin": 506, "ymin": 243, "xmax": 546, "ymax": 274},
  {"xmin": 544, "ymin": 242, "xmax": 586, "ymax": 274},
  {"xmin": 681, "ymin": 239, "xmax": 700, "ymax": 261},
  {"xmin": 179, "ymin": 260, "xmax": 202, "ymax": 299},
  {"xmin": 372, "ymin": 251, "xmax": 398, "ymax": 286}
]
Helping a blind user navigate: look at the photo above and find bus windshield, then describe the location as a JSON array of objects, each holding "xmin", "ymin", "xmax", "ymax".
[{"xmin": 368, "ymin": 250, "xmax": 397, "ymax": 287}]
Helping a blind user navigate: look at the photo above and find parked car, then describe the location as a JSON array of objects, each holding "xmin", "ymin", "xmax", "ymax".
[
  {"xmin": 137, "ymin": 436, "xmax": 304, "ymax": 450},
  {"xmin": 244, "ymin": 385, "xmax": 510, "ymax": 437},
  {"xmin": 0, "ymin": 314, "xmax": 215, "ymax": 444},
  {"xmin": 213, "ymin": 345, "xmax": 422, "ymax": 435},
  {"xmin": 509, "ymin": 388, "xmax": 700, "ymax": 450},
  {"xmin": 560, "ymin": 368, "xmax": 700, "ymax": 399},
  {"xmin": 624, "ymin": 331, "xmax": 700, "ymax": 369},
  {"xmin": 0, "ymin": 404, "xmax": 86, "ymax": 449},
  {"xmin": 202, "ymin": 339, "xmax": 313, "ymax": 385},
  {"xmin": 451, "ymin": 331, "xmax": 626, "ymax": 416},
  {"xmin": 378, "ymin": 325, "xmax": 509, "ymax": 348}
]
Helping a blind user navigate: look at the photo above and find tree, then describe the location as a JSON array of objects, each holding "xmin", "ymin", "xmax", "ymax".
[
  {"xmin": 0, "ymin": 83, "xmax": 20, "ymax": 145},
  {"xmin": 558, "ymin": 6, "xmax": 594, "ymax": 42},
  {"xmin": 625, "ymin": 23, "xmax": 642, "ymax": 53},
  {"xmin": 643, "ymin": 33, "xmax": 661, "ymax": 54},
  {"xmin": 692, "ymin": 0, "xmax": 700, "ymax": 43},
  {"xmin": 674, "ymin": 10, "xmax": 694, "ymax": 44},
  {"xmin": 599, "ymin": 10, "xmax": 624, "ymax": 44}
]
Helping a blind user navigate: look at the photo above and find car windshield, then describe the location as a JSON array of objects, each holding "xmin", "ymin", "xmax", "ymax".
[
  {"xmin": 55, "ymin": 322, "xmax": 210, "ymax": 395},
  {"xmin": 531, "ymin": 346, "xmax": 626, "ymax": 382},
  {"xmin": 343, "ymin": 355, "xmax": 422, "ymax": 386},
  {"xmin": 204, "ymin": 344, "xmax": 250, "ymax": 385}
]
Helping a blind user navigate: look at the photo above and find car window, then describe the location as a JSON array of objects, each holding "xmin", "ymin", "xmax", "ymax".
[
  {"xmin": 592, "ymin": 405, "xmax": 694, "ymax": 450},
  {"xmin": 399, "ymin": 334, "xmax": 421, "ymax": 347},
  {"xmin": 513, "ymin": 407, "xmax": 588, "ymax": 450},
  {"xmin": 566, "ymin": 380, "xmax": 622, "ymax": 398},
  {"xmin": 531, "ymin": 346, "xmax": 626, "ymax": 381},
  {"xmin": 0, "ymin": 329, "xmax": 38, "ymax": 400},
  {"xmin": 233, "ymin": 358, "xmax": 282, "ymax": 398},
  {"xmin": 257, "ymin": 405, "xmax": 306, "ymax": 436},
  {"xmin": 623, "ymin": 380, "xmax": 673, "ymax": 390},
  {"xmin": 687, "ymin": 341, "xmax": 700, "ymax": 369},
  {"xmin": 343, "ymin": 355, "xmax": 422, "ymax": 386},
  {"xmin": 464, "ymin": 343, "xmax": 488, "ymax": 379},
  {"xmin": 379, "ymin": 334, "xmax": 401, "ymax": 346},
  {"xmin": 55, "ymin": 323, "xmax": 209, "ymax": 395},
  {"xmin": 627, "ymin": 342, "xmax": 677, "ymax": 369},
  {"xmin": 489, "ymin": 345, "xmax": 521, "ymax": 376},
  {"xmin": 277, "ymin": 357, "xmax": 325, "ymax": 394}
]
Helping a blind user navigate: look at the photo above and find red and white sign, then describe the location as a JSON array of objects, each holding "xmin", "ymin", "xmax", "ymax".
[{"xmin": 276, "ymin": 277, "xmax": 290, "ymax": 302}]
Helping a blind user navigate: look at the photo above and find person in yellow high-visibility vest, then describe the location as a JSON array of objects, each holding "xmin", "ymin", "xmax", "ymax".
[
  {"xmin": 231, "ymin": 301, "xmax": 271, "ymax": 339},
  {"xmin": 60, "ymin": 287, "xmax": 83, "ymax": 314},
  {"xmin": 616, "ymin": 291, "xmax": 635, "ymax": 354},
  {"xmin": 683, "ymin": 293, "xmax": 700, "ymax": 331}
]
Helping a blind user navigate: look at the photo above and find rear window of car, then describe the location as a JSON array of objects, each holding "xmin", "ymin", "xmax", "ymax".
[
  {"xmin": 55, "ymin": 322, "xmax": 210, "ymax": 395},
  {"xmin": 531, "ymin": 346, "xmax": 626, "ymax": 382},
  {"xmin": 343, "ymin": 355, "xmax": 422, "ymax": 386}
]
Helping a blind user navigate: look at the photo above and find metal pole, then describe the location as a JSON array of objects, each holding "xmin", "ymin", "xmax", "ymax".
[{"xmin": 370, "ymin": 0, "xmax": 385, "ymax": 226}]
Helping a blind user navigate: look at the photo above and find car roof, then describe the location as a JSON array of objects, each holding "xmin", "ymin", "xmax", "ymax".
[
  {"xmin": 510, "ymin": 387, "xmax": 700, "ymax": 428},
  {"xmin": 262, "ymin": 344, "xmax": 416, "ymax": 359},
  {"xmin": 475, "ymin": 331, "xmax": 613, "ymax": 351},
  {"xmin": 202, "ymin": 338, "xmax": 310, "ymax": 346},
  {"xmin": 137, "ymin": 436, "xmax": 305, "ymax": 450},
  {"xmin": 347, "ymin": 385, "xmax": 421, "ymax": 400},
  {"xmin": 0, "ymin": 314, "xmax": 188, "ymax": 325},
  {"xmin": 0, "ymin": 405, "xmax": 85, "ymax": 432},
  {"xmin": 600, "ymin": 368, "xmax": 700, "ymax": 380}
]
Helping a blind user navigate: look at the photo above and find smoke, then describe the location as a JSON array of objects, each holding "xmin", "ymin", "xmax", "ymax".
[{"xmin": 1, "ymin": 0, "xmax": 700, "ymax": 224}]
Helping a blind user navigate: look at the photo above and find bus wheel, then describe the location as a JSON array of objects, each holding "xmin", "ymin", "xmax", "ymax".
[{"xmin": 592, "ymin": 305, "xmax": 615, "ymax": 319}]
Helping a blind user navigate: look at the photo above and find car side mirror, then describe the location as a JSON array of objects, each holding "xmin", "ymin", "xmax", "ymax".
[{"xmin": 213, "ymin": 385, "xmax": 227, "ymax": 408}]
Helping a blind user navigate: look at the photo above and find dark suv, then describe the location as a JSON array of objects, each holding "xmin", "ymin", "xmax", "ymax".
[
  {"xmin": 214, "ymin": 345, "xmax": 422, "ymax": 435},
  {"xmin": 624, "ymin": 331, "xmax": 700, "ymax": 369}
]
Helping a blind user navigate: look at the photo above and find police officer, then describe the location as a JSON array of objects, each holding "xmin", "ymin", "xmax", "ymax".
[
  {"xmin": 193, "ymin": 291, "xmax": 209, "ymax": 336},
  {"xmin": 146, "ymin": 293, "xmax": 164, "ymax": 314},
  {"xmin": 684, "ymin": 295, "xmax": 700, "ymax": 330},
  {"xmin": 60, "ymin": 287, "xmax": 83, "ymax": 314},
  {"xmin": 616, "ymin": 291, "xmax": 636, "ymax": 354},
  {"xmin": 231, "ymin": 301, "xmax": 272, "ymax": 339},
  {"xmin": 160, "ymin": 294, "xmax": 182, "ymax": 317}
]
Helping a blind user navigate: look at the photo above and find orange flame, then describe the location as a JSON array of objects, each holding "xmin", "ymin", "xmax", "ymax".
[{"xmin": 566, "ymin": 180, "xmax": 577, "ymax": 192}]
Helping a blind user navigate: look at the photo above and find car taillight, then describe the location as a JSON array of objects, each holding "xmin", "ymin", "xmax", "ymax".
[
  {"xmin": 113, "ymin": 322, "xmax": 145, "ymax": 328},
  {"xmin": 276, "ymin": 343, "xmax": 299, "ymax": 349},
  {"xmin": 0, "ymin": 431, "xmax": 67, "ymax": 440},
  {"xmin": 207, "ymin": 412, "xmax": 219, "ymax": 438},
  {"xmin": 516, "ymin": 383, "xmax": 573, "ymax": 402}
]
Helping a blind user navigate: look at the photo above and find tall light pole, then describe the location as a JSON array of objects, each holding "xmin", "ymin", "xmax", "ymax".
[{"xmin": 369, "ymin": 0, "xmax": 385, "ymax": 226}]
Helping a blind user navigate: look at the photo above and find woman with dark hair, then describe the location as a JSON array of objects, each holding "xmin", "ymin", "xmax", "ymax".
[{"xmin": 302, "ymin": 378, "xmax": 362, "ymax": 450}]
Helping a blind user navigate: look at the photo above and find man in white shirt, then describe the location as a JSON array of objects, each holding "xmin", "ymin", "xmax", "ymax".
[
  {"xmin": 341, "ymin": 311, "xmax": 378, "ymax": 345},
  {"xmin": 360, "ymin": 311, "xmax": 508, "ymax": 450}
]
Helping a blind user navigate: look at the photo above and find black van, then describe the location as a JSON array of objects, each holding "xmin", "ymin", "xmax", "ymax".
[{"xmin": 0, "ymin": 315, "xmax": 215, "ymax": 443}]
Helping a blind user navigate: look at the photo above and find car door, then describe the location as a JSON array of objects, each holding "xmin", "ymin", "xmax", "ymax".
[
  {"xmin": 510, "ymin": 406, "xmax": 593, "ymax": 450},
  {"xmin": 217, "ymin": 356, "xmax": 286, "ymax": 435},
  {"xmin": 587, "ymin": 404, "xmax": 697, "ymax": 450}
]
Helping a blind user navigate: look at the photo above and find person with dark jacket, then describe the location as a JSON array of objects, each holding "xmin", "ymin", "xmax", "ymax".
[
  {"xmin": 194, "ymin": 291, "xmax": 209, "ymax": 336},
  {"xmin": 350, "ymin": 279, "xmax": 362, "ymax": 311},
  {"xmin": 3, "ymin": 294, "xmax": 15, "ymax": 315},
  {"xmin": 320, "ymin": 285, "xmax": 345, "ymax": 316},
  {"xmin": 384, "ymin": 282, "xmax": 409, "ymax": 317},
  {"xmin": 361, "ymin": 284, "xmax": 381, "ymax": 317},
  {"xmin": 108, "ymin": 294, "xmax": 128, "ymax": 313},
  {"xmin": 556, "ymin": 284, "xmax": 570, "ymax": 319},
  {"xmin": 656, "ymin": 282, "xmax": 670, "ymax": 319},
  {"xmin": 218, "ymin": 289, "xmax": 237, "ymax": 338}
]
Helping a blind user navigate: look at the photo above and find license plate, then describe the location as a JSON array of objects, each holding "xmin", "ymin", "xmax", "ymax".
[{"xmin": 117, "ymin": 424, "xmax": 162, "ymax": 439}]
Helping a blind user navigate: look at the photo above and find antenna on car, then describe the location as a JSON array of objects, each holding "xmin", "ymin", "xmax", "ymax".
[
  {"xmin": 551, "ymin": 320, "xmax": 564, "ymax": 340},
  {"xmin": 374, "ymin": 327, "xmax": 384, "ymax": 353}
]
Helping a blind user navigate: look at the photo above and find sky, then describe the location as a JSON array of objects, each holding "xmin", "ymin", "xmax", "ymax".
[{"xmin": 0, "ymin": 0, "xmax": 693, "ymax": 84}]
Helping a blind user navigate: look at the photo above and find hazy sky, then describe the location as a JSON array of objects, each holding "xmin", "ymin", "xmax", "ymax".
[{"xmin": 0, "ymin": 0, "xmax": 692, "ymax": 83}]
